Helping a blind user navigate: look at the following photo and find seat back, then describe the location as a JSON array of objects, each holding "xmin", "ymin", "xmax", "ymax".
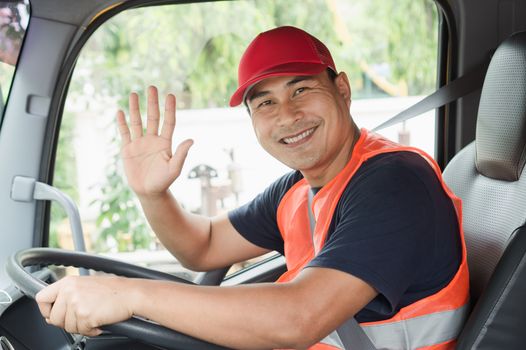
[{"xmin": 443, "ymin": 31, "xmax": 526, "ymax": 349}]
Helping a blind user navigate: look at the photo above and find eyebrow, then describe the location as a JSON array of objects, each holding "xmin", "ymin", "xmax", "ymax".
[
  {"xmin": 247, "ymin": 90, "xmax": 270, "ymax": 104},
  {"xmin": 286, "ymin": 76, "xmax": 314, "ymax": 86},
  {"xmin": 246, "ymin": 76, "xmax": 315, "ymax": 104}
]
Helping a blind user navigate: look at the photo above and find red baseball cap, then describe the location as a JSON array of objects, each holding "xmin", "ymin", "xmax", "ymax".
[{"xmin": 229, "ymin": 26, "xmax": 337, "ymax": 107}]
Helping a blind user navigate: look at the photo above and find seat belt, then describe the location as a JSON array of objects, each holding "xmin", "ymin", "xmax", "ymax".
[
  {"xmin": 372, "ymin": 56, "xmax": 491, "ymax": 132},
  {"xmin": 307, "ymin": 189, "xmax": 376, "ymax": 350}
]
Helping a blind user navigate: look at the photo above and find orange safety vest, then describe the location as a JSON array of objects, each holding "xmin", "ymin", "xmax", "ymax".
[{"xmin": 275, "ymin": 129, "xmax": 469, "ymax": 350}]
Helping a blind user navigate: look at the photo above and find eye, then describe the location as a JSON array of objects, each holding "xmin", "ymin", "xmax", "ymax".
[
  {"xmin": 293, "ymin": 87, "xmax": 307, "ymax": 96},
  {"xmin": 257, "ymin": 99, "xmax": 273, "ymax": 109}
]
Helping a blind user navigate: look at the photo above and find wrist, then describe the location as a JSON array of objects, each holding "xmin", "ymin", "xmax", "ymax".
[
  {"xmin": 125, "ymin": 278, "xmax": 150, "ymax": 318},
  {"xmin": 137, "ymin": 190, "xmax": 173, "ymax": 205}
]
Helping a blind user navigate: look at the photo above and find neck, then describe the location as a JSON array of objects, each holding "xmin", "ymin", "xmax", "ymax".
[{"xmin": 303, "ymin": 122, "xmax": 361, "ymax": 187}]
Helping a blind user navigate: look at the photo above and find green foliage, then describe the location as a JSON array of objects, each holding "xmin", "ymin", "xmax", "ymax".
[
  {"xmin": 75, "ymin": 0, "xmax": 438, "ymax": 108},
  {"xmin": 363, "ymin": 0, "xmax": 439, "ymax": 94}
]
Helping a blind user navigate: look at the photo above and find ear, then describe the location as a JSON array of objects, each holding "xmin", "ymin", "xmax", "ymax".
[{"xmin": 334, "ymin": 72, "xmax": 352, "ymax": 109}]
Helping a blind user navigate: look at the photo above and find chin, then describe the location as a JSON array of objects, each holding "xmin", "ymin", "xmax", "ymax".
[{"xmin": 284, "ymin": 159, "xmax": 318, "ymax": 172}]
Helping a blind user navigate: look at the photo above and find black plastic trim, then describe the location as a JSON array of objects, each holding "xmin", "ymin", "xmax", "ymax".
[{"xmin": 435, "ymin": 0, "xmax": 458, "ymax": 169}]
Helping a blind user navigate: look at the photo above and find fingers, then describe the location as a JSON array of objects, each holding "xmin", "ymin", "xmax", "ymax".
[
  {"xmin": 48, "ymin": 296, "xmax": 101, "ymax": 336},
  {"xmin": 37, "ymin": 280, "xmax": 68, "ymax": 330},
  {"xmin": 48, "ymin": 292, "xmax": 68, "ymax": 330},
  {"xmin": 146, "ymin": 86, "xmax": 160, "ymax": 135},
  {"xmin": 64, "ymin": 301, "xmax": 77, "ymax": 333},
  {"xmin": 36, "ymin": 278, "xmax": 106, "ymax": 336},
  {"xmin": 129, "ymin": 92, "xmax": 143, "ymax": 139},
  {"xmin": 36, "ymin": 281, "xmax": 61, "ymax": 319},
  {"xmin": 123, "ymin": 88, "xmax": 176, "ymax": 141},
  {"xmin": 160, "ymin": 93, "xmax": 176, "ymax": 140},
  {"xmin": 169, "ymin": 139, "xmax": 194, "ymax": 178},
  {"xmin": 116, "ymin": 110, "xmax": 131, "ymax": 146},
  {"xmin": 79, "ymin": 321, "xmax": 103, "ymax": 337},
  {"xmin": 36, "ymin": 299, "xmax": 52, "ymax": 320}
]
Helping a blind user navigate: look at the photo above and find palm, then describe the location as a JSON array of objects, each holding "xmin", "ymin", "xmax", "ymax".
[
  {"xmin": 117, "ymin": 86, "xmax": 192, "ymax": 197},
  {"xmin": 121, "ymin": 135, "xmax": 174, "ymax": 195}
]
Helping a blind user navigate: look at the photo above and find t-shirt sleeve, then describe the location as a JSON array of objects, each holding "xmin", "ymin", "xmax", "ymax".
[
  {"xmin": 307, "ymin": 153, "xmax": 438, "ymax": 315},
  {"xmin": 228, "ymin": 171, "xmax": 302, "ymax": 254}
]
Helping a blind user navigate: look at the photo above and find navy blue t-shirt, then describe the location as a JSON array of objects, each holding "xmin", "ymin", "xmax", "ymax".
[{"xmin": 228, "ymin": 151, "xmax": 461, "ymax": 322}]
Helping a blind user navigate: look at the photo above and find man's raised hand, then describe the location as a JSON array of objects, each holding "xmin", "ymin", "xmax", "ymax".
[{"xmin": 116, "ymin": 86, "xmax": 193, "ymax": 197}]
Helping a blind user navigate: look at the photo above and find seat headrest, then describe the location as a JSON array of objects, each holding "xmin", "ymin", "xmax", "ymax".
[{"xmin": 476, "ymin": 31, "xmax": 526, "ymax": 181}]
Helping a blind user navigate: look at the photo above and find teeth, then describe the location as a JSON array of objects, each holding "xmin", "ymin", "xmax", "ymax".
[{"xmin": 282, "ymin": 128, "xmax": 315, "ymax": 144}]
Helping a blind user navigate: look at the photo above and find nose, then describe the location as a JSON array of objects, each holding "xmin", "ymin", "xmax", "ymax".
[{"xmin": 276, "ymin": 100, "xmax": 304, "ymax": 127}]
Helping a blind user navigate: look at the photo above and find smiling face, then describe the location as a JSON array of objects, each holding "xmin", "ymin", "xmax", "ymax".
[{"xmin": 246, "ymin": 70, "xmax": 360, "ymax": 187}]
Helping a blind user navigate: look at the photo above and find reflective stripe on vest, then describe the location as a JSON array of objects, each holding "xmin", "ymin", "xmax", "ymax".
[
  {"xmin": 362, "ymin": 303, "xmax": 469, "ymax": 349},
  {"xmin": 275, "ymin": 129, "xmax": 469, "ymax": 350}
]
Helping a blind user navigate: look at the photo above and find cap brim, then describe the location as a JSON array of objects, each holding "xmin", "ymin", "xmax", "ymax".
[{"xmin": 229, "ymin": 62, "xmax": 329, "ymax": 107}]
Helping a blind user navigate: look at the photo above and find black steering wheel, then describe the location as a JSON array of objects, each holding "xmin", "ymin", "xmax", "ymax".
[{"xmin": 6, "ymin": 248, "xmax": 231, "ymax": 350}]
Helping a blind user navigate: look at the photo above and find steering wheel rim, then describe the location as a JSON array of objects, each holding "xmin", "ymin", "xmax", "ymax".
[{"xmin": 6, "ymin": 248, "xmax": 231, "ymax": 350}]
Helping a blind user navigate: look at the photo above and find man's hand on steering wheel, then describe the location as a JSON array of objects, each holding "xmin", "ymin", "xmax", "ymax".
[
  {"xmin": 36, "ymin": 275, "xmax": 134, "ymax": 337},
  {"xmin": 7, "ymin": 248, "xmax": 229, "ymax": 350}
]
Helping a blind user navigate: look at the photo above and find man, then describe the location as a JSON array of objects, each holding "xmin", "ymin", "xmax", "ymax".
[{"xmin": 36, "ymin": 26, "xmax": 468, "ymax": 349}]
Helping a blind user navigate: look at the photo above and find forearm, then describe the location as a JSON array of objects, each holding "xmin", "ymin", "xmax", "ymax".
[
  {"xmin": 36, "ymin": 268, "xmax": 376, "ymax": 348},
  {"xmin": 138, "ymin": 191, "xmax": 212, "ymax": 270},
  {"xmin": 128, "ymin": 279, "xmax": 317, "ymax": 349}
]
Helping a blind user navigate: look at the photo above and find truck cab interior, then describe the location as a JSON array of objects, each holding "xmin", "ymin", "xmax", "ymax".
[{"xmin": 0, "ymin": 0, "xmax": 525, "ymax": 349}]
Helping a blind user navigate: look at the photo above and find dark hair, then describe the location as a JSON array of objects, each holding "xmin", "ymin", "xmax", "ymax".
[{"xmin": 327, "ymin": 68, "xmax": 338, "ymax": 81}]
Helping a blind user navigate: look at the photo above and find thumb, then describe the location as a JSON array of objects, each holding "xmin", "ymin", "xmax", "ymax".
[{"xmin": 169, "ymin": 139, "xmax": 194, "ymax": 178}]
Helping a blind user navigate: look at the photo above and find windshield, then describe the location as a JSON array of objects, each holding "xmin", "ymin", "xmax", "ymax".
[{"xmin": 53, "ymin": 0, "xmax": 439, "ymax": 278}]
